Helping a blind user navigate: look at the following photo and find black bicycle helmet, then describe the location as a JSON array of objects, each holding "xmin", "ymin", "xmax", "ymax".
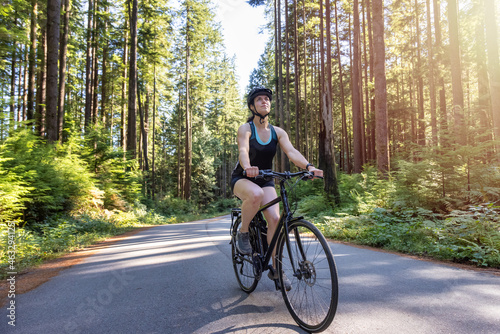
[
  {"xmin": 247, "ymin": 87, "xmax": 272, "ymax": 109},
  {"xmin": 247, "ymin": 87, "xmax": 272, "ymax": 123}
]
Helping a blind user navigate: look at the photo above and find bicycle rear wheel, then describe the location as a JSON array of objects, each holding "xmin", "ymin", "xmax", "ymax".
[
  {"xmin": 231, "ymin": 217, "xmax": 259, "ymax": 293},
  {"xmin": 277, "ymin": 219, "xmax": 338, "ymax": 332}
]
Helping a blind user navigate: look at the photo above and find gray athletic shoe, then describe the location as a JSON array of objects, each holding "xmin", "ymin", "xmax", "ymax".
[{"xmin": 236, "ymin": 230, "xmax": 252, "ymax": 255}]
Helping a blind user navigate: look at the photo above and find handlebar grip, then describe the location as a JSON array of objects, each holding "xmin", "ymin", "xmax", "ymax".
[
  {"xmin": 242, "ymin": 170, "xmax": 262, "ymax": 178},
  {"xmin": 305, "ymin": 171, "xmax": 323, "ymax": 179}
]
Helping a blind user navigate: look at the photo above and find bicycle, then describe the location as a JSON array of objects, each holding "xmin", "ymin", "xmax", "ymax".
[{"xmin": 230, "ymin": 170, "xmax": 338, "ymax": 333}]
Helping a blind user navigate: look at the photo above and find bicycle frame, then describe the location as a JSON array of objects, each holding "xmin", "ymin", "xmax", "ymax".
[{"xmin": 235, "ymin": 174, "xmax": 305, "ymax": 278}]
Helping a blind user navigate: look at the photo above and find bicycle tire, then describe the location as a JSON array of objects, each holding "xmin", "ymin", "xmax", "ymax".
[
  {"xmin": 277, "ymin": 219, "xmax": 338, "ymax": 332},
  {"xmin": 231, "ymin": 217, "xmax": 259, "ymax": 293}
]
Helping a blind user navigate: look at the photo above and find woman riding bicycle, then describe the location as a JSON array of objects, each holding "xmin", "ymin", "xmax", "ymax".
[{"xmin": 231, "ymin": 87, "xmax": 323, "ymax": 289}]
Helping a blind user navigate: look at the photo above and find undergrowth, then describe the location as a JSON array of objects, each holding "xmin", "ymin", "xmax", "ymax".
[{"xmin": 295, "ymin": 168, "xmax": 500, "ymax": 268}]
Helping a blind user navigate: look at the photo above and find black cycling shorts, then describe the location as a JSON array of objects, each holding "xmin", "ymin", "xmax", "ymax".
[{"xmin": 230, "ymin": 175, "xmax": 275, "ymax": 193}]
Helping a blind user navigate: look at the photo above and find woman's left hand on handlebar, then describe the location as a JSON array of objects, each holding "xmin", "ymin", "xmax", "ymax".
[{"xmin": 309, "ymin": 167, "xmax": 323, "ymax": 178}]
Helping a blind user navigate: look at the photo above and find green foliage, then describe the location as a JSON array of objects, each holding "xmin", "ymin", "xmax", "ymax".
[
  {"xmin": 297, "ymin": 167, "xmax": 500, "ymax": 268},
  {"xmin": 0, "ymin": 129, "xmax": 96, "ymax": 223},
  {"xmin": 0, "ymin": 157, "xmax": 32, "ymax": 222},
  {"xmin": 313, "ymin": 203, "xmax": 500, "ymax": 268}
]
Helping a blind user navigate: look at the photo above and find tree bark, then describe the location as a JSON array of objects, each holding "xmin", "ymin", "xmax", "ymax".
[
  {"xmin": 426, "ymin": 0, "xmax": 437, "ymax": 145},
  {"xmin": 293, "ymin": 0, "xmax": 300, "ymax": 150},
  {"xmin": 433, "ymin": 0, "xmax": 448, "ymax": 148},
  {"xmin": 335, "ymin": 1, "xmax": 350, "ymax": 173},
  {"xmin": 35, "ymin": 24, "xmax": 47, "ymax": 137},
  {"xmin": 102, "ymin": 4, "xmax": 109, "ymax": 128},
  {"xmin": 415, "ymin": 0, "xmax": 425, "ymax": 146},
  {"xmin": 121, "ymin": 17, "xmax": 129, "ymax": 152},
  {"xmin": 352, "ymin": 0, "xmax": 363, "ymax": 173},
  {"xmin": 84, "ymin": 0, "xmax": 93, "ymax": 130},
  {"xmin": 323, "ymin": 0, "xmax": 340, "ymax": 202},
  {"xmin": 138, "ymin": 86, "xmax": 149, "ymax": 172},
  {"xmin": 27, "ymin": 0, "xmax": 37, "ymax": 122},
  {"xmin": 46, "ymin": 0, "xmax": 61, "ymax": 143},
  {"xmin": 184, "ymin": 4, "xmax": 192, "ymax": 200},
  {"xmin": 91, "ymin": 0, "xmax": 98, "ymax": 124},
  {"xmin": 127, "ymin": 0, "xmax": 138, "ymax": 158},
  {"xmin": 448, "ymin": 0, "xmax": 465, "ymax": 145},
  {"xmin": 302, "ymin": 0, "xmax": 308, "ymax": 161},
  {"xmin": 58, "ymin": 0, "xmax": 70, "ymax": 141},
  {"xmin": 372, "ymin": 0, "xmax": 390, "ymax": 175},
  {"xmin": 10, "ymin": 16, "xmax": 17, "ymax": 132},
  {"xmin": 484, "ymin": 0, "xmax": 500, "ymax": 145}
]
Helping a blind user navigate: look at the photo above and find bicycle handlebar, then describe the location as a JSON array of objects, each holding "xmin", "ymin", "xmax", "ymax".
[{"xmin": 243, "ymin": 169, "xmax": 323, "ymax": 180}]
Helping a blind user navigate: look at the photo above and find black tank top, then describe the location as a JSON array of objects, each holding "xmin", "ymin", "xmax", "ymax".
[{"xmin": 232, "ymin": 121, "xmax": 278, "ymax": 177}]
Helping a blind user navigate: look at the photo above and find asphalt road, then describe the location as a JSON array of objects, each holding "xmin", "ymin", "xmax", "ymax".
[{"xmin": 2, "ymin": 215, "xmax": 499, "ymax": 334}]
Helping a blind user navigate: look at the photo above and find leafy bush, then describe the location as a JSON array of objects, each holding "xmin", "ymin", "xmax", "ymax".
[
  {"xmin": 0, "ymin": 157, "xmax": 32, "ymax": 222},
  {"xmin": 0, "ymin": 130, "xmax": 96, "ymax": 223},
  {"xmin": 316, "ymin": 204, "xmax": 500, "ymax": 268}
]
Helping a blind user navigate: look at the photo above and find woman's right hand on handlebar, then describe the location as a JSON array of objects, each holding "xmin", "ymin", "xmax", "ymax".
[{"xmin": 244, "ymin": 166, "xmax": 259, "ymax": 178}]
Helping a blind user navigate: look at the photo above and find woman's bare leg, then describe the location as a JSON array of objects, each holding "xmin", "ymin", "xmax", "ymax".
[
  {"xmin": 233, "ymin": 179, "xmax": 264, "ymax": 233},
  {"xmin": 261, "ymin": 186, "xmax": 280, "ymax": 267}
]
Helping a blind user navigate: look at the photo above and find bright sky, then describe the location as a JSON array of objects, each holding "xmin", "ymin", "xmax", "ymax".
[{"xmin": 215, "ymin": 0, "xmax": 270, "ymax": 94}]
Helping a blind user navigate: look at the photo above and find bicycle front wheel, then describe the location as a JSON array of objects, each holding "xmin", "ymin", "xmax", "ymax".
[
  {"xmin": 231, "ymin": 217, "xmax": 259, "ymax": 293},
  {"xmin": 277, "ymin": 219, "xmax": 338, "ymax": 333}
]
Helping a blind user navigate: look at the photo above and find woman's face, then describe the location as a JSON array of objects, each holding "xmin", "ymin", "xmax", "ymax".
[{"xmin": 251, "ymin": 95, "xmax": 271, "ymax": 115}]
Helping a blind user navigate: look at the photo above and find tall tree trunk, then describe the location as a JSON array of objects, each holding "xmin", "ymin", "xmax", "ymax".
[
  {"xmin": 27, "ymin": 0, "xmax": 37, "ymax": 122},
  {"xmin": 274, "ymin": 0, "xmax": 281, "ymax": 171},
  {"xmin": 22, "ymin": 45, "xmax": 29, "ymax": 121},
  {"xmin": 322, "ymin": 0, "xmax": 340, "ymax": 202},
  {"xmin": 46, "ymin": 0, "xmax": 61, "ymax": 143},
  {"xmin": 177, "ymin": 88, "xmax": 183, "ymax": 198},
  {"xmin": 319, "ymin": 0, "xmax": 325, "ymax": 173},
  {"xmin": 352, "ymin": 0, "xmax": 363, "ymax": 173},
  {"xmin": 152, "ymin": 64, "xmax": 157, "ymax": 199},
  {"xmin": 335, "ymin": 0, "xmax": 350, "ymax": 173},
  {"xmin": 121, "ymin": 18, "xmax": 129, "ymax": 152},
  {"xmin": 362, "ymin": 2, "xmax": 372, "ymax": 162},
  {"xmin": 293, "ymin": 0, "xmax": 300, "ymax": 150},
  {"xmin": 415, "ymin": 0, "xmax": 425, "ymax": 146},
  {"xmin": 35, "ymin": 24, "xmax": 47, "ymax": 137},
  {"xmin": 373, "ymin": 0, "xmax": 390, "ymax": 175},
  {"xmin": 427, "ymin": 0, "xmax": 437, "ymax": 145},
  {"xmin": 184, "ymin": 5, "xmax": 192, "ymax": 200},
  {"xmin": 91, "ymin": 0, "xmax": 98, "ymax": 124},
  {"xmin": 10, "ymin": 16, "xmax": 17, "ymax": 132},
  {"xmin": 302, "ymin": 0, "xmax": 308, "ymax": 161},
  {"xmin": 127, "ymin": 0, "xmax": 138, "ymax": 158},
  {"xmin": 84, "ymin": 0, "xmax": 93, "ymax": 130},
  {"xmin": 448, "ymin": 0, "xmax": 465, "ymax": 145},
  {"xmin": 484, "ymin": 0, "xmax": 500, "ymax": 146},
  {"xmin": 277, "ymin": 0, "xmax": 285, "ymax": 171},
  {"xmin": 433, "ymin": 0, "xmax": 448, "ymax": 148},
  {"xmin": 58, "ymin": 0, "xmax": 70, "ymax": 141},
  {"xmin": 102, "ymin": 4, "xmax": 109, "ymax": 128},
  {"xmin": 285, "ymin": 0, "xmax": 291, "ymax": 168},
  {"xmin": 138, "ymin": 86, "xmax": 149, "ymax": 172}
]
